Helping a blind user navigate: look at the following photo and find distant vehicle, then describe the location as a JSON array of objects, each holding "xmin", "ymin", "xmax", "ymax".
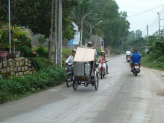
[
  {"xmin": 131, "ymin": 63, "xmax": 141, "ymax": 76},
  {"xmin": 98, "ymin": 59, "xmax": 107, "ymax": 79},
  {"xmin": 126, "ymin": 55, "xmax": 131, "ymax": 63}
]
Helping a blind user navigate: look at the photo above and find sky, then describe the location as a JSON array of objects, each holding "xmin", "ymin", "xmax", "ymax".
[{"xmin": 115, "ymin": 0, "xmax": 164, "ymax": 36}]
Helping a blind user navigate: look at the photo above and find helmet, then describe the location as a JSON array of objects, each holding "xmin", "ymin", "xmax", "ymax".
[
  {"xmin": 72, "ymin": 49, "xmax": 76, "ymax": 52},
  {"xmin": 88, "ymin": 41, "xmax": 92, "ymax": 44},
  {"xmin": 101, "ymin": 50, "xmax": 105, "ymax": 53}
]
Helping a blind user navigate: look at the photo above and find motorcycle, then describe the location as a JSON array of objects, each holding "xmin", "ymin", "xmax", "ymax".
[
  {"xmin": 132, "ymin": 62, "xmax": 140, "ymax": 76},
  {"xmin": 66, "ymin": 63, "xmax": 73, "ymax": 87},
  {"xmin": 126, "ymin": 55, "xmax": 131, "ymax": 63},
  {"xmin": 98, "ymin": 59, "xmax": 107, "ymax": 79}
]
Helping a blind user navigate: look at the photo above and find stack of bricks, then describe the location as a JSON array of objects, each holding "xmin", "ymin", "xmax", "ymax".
[{"xmin": 0, "ymin": 57, "xmax": 35, "ymax": 78}]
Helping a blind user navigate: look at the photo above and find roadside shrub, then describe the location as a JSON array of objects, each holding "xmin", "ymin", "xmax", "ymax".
[
  {"xmin": 62, "ymin": 48, "xmax": 72, "ymax": 58},
  {"xmin": 110, "ymin": 48, "xmax": 119, "ymax": 55},
  {"xmin": 34, "ymin": 45, "xmax": 48, "ymax": 58},
  {"xmin": 37, "ymin": 35, "xmax": 46, "ymax": 45},
  {"xmin": 0, "ymin": 66, "xmax": 65, "ymax": 103},
  {"xmin": 157, "ymin": 55, "xmax": 164, "ymax": 62},
  {"xmin": 96, "ymin": 48, "xmax": 101, "ymax": 55},
  {"xmin": 30, "ymin": 57, "xmax": 53, "ymax": 71},
  {"xmin": 19, "ymin": 45, "xmax": 38, "ymax": 57},
  {"xmin": 141, "ymin": 51, "xmax": 146, "ymax": 57}
]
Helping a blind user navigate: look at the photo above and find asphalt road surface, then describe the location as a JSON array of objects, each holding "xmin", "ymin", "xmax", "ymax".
[{"xmin": 1, "ymin": 55, "xmax": 164, "ymax": 123}]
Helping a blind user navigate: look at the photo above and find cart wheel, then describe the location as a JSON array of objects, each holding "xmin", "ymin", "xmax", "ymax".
[
  {"xmin": 95, "ymin": 73, "xmax": 99, "ymax": 91},
  {"xmin": 73, "ymin": 81, "xmax": 78, "ymax": 90}
]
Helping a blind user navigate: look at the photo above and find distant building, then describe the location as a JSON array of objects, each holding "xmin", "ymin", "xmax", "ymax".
[{"xmin": 69, "ymin": 22, "xmax": 80, "ymax": 47}]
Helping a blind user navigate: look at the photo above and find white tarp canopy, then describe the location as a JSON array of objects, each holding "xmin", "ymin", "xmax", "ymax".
[{"xmin": 74, "ymin": 47, "xmax": 95, "ymax": 62}]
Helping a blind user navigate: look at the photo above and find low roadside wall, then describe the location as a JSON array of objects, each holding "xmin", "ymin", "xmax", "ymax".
[{"xmin": 0, "ymin": 58, "xmax": 35, "ymax": 78}]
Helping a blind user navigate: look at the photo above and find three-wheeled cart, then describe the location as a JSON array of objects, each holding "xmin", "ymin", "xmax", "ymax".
[{"xmin": 73, "ymin": 48, "xmax": 99, "ymax": 91}]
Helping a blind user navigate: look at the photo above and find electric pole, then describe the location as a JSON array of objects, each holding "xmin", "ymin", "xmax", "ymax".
[
  {"xmin": 90, "ymin": 23, "xmax": 92, "ymax": 40},
  {"xmin": 55, "ymin": 0, "xmax": 58, "ymax": 65},
  {"xmin": 8, "ymin": 0, "xmax": 11, "ymax": 53},
  {"xmin": 147, "ymin": 25, "xmax": 149, "ymax": 41},
  {"xmin": 157, "ymin": 12, "xmax": 160, "ymax": 36},
  {"xmin": 58, "ymin": 0, "xmax": 62, "ymax": 67},
  {"xmin": 80, "ymin": 19, "xmax": 83, "ymax": 47},
  {"xmin": 49, "ymin": 0, "xmax": 55, "ymax": 61}
]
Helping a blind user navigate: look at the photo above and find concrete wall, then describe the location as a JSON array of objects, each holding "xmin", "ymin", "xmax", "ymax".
[{"xmin": 0, "ymin": 58, "xmax": 35, "ymax": 78}]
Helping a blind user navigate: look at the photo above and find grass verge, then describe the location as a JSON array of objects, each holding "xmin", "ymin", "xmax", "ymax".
[{"xmin": 141, "ymin": 57, "xmax": 164, "ymax": 71}]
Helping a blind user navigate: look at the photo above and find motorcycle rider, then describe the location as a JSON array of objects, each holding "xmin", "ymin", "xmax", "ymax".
[
  {"xmin": 126, "ymin": 49, "xmax": 131, "ymax": 59},
  {"xmin": 98, "ymin": 50, "xmax": 109, "ymax": 74},
  {"xmin": 65, "ymin": 49, "xmax": 76, "ymax": 64},
  {"xmin": 64, "ymin": 49, "xmax": 76, "ymax": 75},
  {"xmin": 88, "ymin": 41, "xmax": 97, "ymax": 56},
  {"xmin": 130, "ymin": 49, "xmax": 141, "ymax": 71}
]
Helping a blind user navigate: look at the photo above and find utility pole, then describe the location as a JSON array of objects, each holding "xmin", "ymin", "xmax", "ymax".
[
  {"xmin": 8, "ymin": 0, "xmax": 11, "ymax": 53},
  {"xmin": 90, "ymin": 23, "xmax": 92, "ymax": 40},
  {"xmin": 49, "ymin": 0, "xmax": 55, "ymax": 61},
  {"xmin": 58, "ymin": 0, "xmax": 62, "ymax": 67},
  {"xmin": 55, "ymin": 0, "xmax": 58, "ymax": 65},
  {"xmin": 122, "ymin": 38, "xmax": 123, "ymax": 51},
  {"xmin": 157, "ymin": 12, "xmax": 160, "ymax": 36},
  {"xmin": 80, "ymin": 19, "xmax": 83, "ymax": 47},
  {"xmin": 147, "ymin": 25, "xmax": 149, "ymax": 41}
]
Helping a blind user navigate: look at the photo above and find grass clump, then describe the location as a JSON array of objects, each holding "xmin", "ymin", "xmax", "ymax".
[{"xmin": 141, "ymin": 57, "xmax": 164, "ymax": 71}]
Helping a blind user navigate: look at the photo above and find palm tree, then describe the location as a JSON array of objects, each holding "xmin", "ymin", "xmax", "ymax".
[{"xmin": 71, "ymin": 0, "xmax": 94, "ymax": 46}]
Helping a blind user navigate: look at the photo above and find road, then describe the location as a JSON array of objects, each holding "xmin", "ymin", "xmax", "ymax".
[{"xmin": 1, "ymin": 55, "xmax": 164, "ymax": 123}]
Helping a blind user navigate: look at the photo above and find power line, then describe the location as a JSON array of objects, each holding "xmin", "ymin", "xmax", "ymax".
[{"xmin": 128, "ymin": 4, "xmax": 164, "ymax": 18}]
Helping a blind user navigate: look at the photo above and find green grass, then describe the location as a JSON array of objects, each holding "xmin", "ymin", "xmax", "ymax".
[{"xmin": 141, "ymin": 57, "xmax": 164, "ymax": 71}]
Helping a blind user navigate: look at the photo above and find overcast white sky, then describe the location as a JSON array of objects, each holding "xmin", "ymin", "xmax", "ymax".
[{"xmin": 115, "ymin": 0, "xmax": 164, "ymax": 35}]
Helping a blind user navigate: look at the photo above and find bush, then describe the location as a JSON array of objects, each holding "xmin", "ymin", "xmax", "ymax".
[
  {"xmin": 0, "ymin": 66, "xmax": 65, "ymax": 103},
  {"xmin": 157, "ymin": 55, "xmax": 164, "ymax": 62},
  {"xmin": 30, "ymin": 57, "xmax": 53, "ymax": 71},
  {"xmin": 110, "ymin": 48, "xmax": 119, "ymax": 55},
  {"xmin": 37, "ymin": 35, "xmax": 46, "ymax": 45},
  {"xmin": 96, "ymin": 48, "xmax": 101, "ymax": 55},
  {"xmin": 34, "ymin": 45, "xmax": 48, "ymax": 58},
  {"xmin": 62, "ymin": 48, "xmax": 72, "ymax": 58},
  {"xmin": 19, "ymin": 45, "xmax": 38, "ymax": 57}
]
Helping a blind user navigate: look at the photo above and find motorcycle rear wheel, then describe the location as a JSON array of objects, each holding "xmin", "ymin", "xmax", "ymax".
[
  {"xmin": 135, "ymin": 70, "xmax": 138, "ymax": 76},
  {"xmin": 101, "ymin": 69, "xmax": 103, "ymax": 79}
]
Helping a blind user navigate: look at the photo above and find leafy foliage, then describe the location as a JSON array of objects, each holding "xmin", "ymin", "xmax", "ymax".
[
  {"xmin": 30, "ymin": 57, "xmax": 53, "ymax": 71},
  {"xmin": 0, "ymin": 0, "xmax": 78, "ymax": 39},
  {"xmin": 34, "ymin": 45, "xmax": 48, "ymax": 58},
  {"xmin": 37, "ymin": 35, "xmax": 46, "ymax": 45},
  {"xmin": 0, "ymin": 66, "xmax": 65, "ymax": 103}
]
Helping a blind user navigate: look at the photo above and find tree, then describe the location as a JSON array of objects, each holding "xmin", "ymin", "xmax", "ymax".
[
  {"xmin": 71, "ymin": 0, "xmax": 96, "ymax": 46},
  {"xmin": 96, "ymin": 0, "xmax": 130, "ymax": 48},
  {"xmin": 0, "ymin": 0, "xmax": 78, "ymax": 39}
]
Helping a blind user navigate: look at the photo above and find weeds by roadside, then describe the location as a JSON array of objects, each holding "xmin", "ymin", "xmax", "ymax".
[{"xmin": 141, "ymin": 57, "xmax": 164, "ymax": 71}]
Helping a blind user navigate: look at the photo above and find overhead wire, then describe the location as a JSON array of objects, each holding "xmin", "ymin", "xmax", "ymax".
[
  {"xmin": 128, "ymin": 4, "xmax": 164, "ymax": 18},
  {"xmin": 142, "ymin": 5, "xmax": 164, "ymax": 37}
]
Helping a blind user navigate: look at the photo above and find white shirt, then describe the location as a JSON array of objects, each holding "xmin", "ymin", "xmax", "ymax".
[
  {"xmin": 126, "ymin": 51, "xmax": 131, "ymax": 55},
  {"xmin": 65, "ymin": 55, "xmax": 74, "ymax": 63}
]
